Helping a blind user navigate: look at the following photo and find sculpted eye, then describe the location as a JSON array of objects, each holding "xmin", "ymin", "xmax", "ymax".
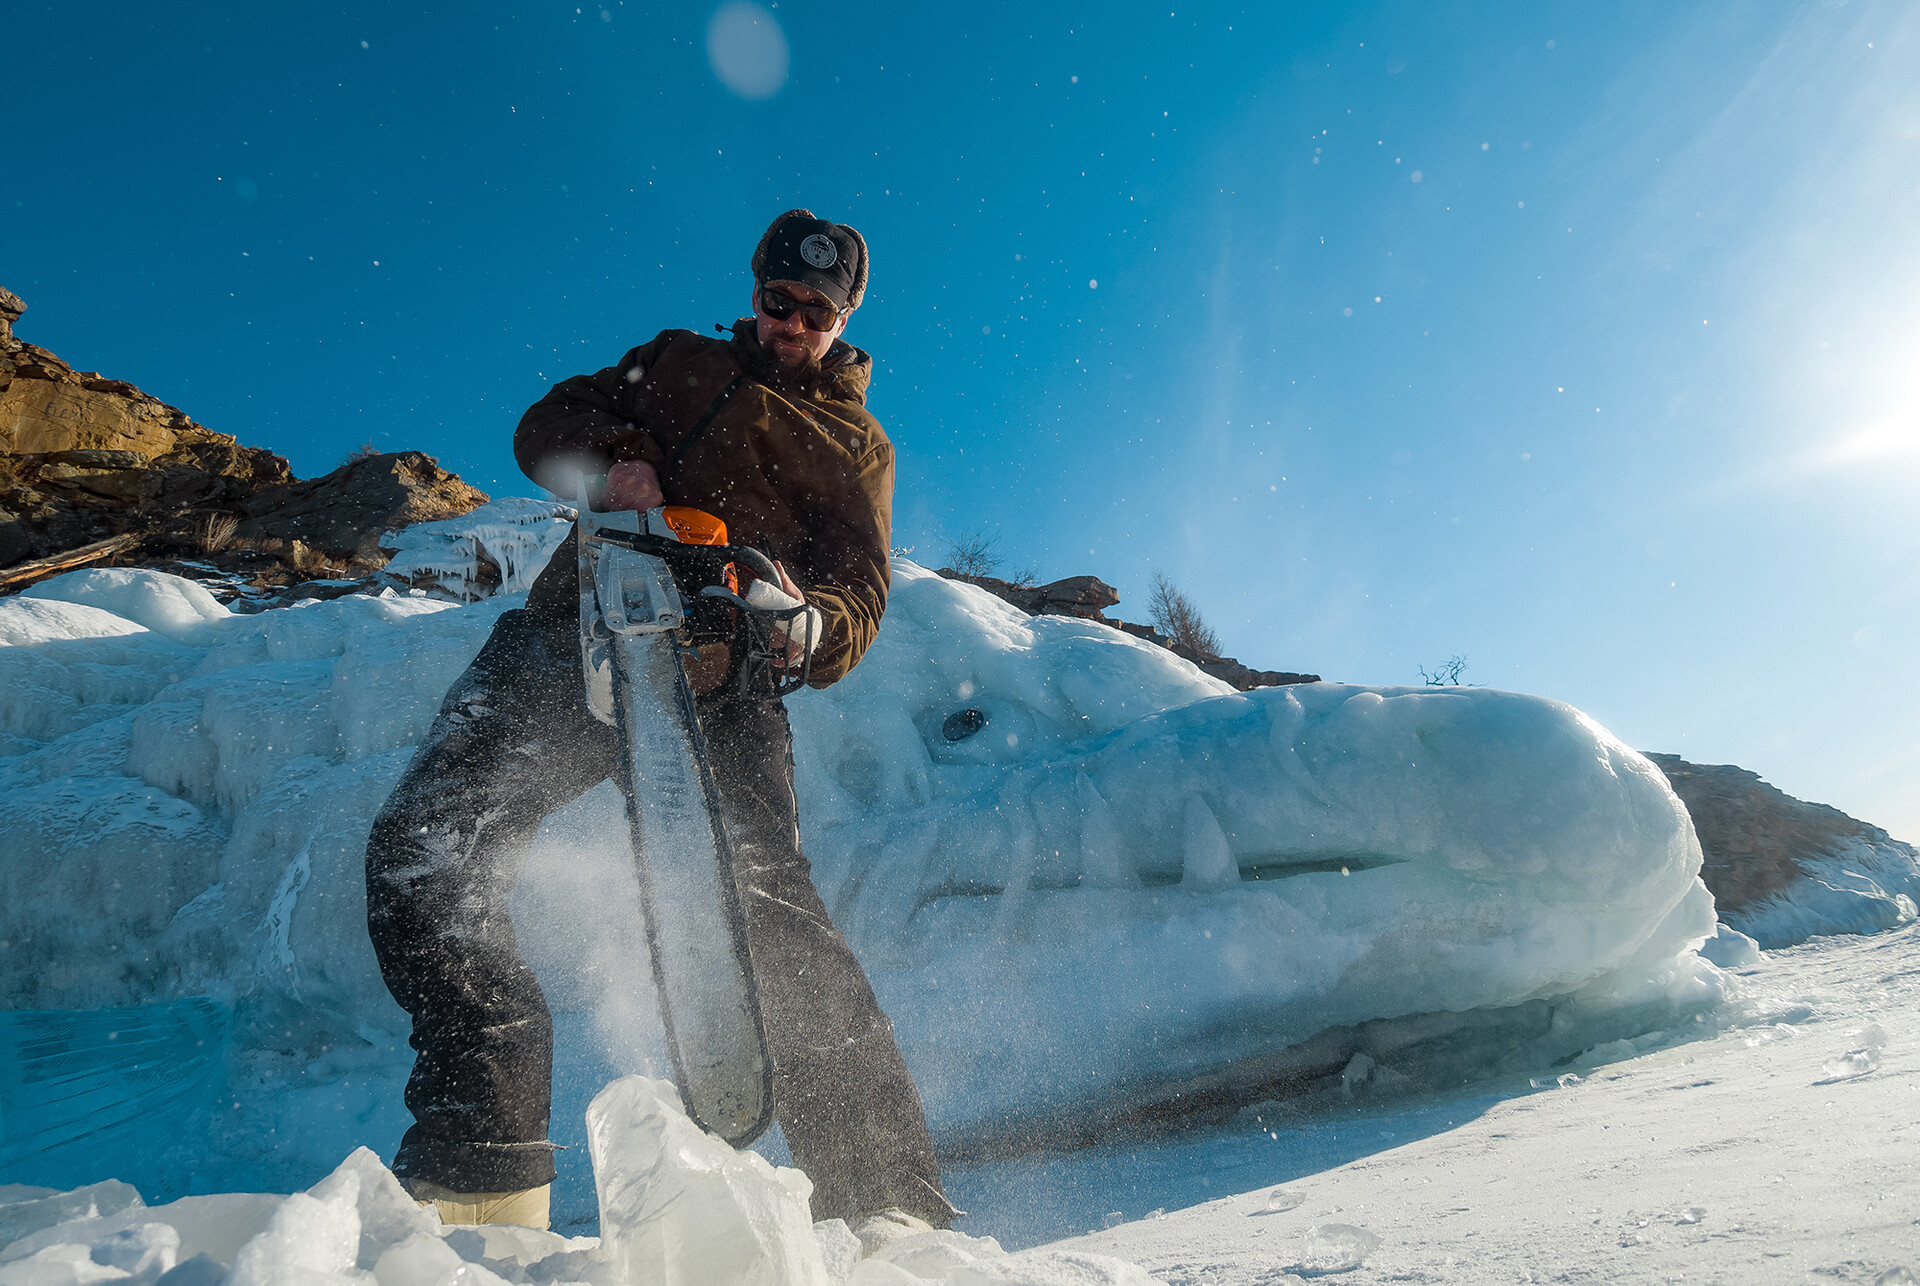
[{"xmin": 942, "ymin": 708, "xmax": 987, "ymax": 742}]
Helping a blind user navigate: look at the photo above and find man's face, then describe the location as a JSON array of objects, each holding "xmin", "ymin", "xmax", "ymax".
[{"xmin": 754, "ymin": 279, "xmax": 849, "ymax": 369}]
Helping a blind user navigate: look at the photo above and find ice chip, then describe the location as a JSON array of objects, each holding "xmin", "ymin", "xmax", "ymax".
[
  {"xmin": 150, "ymin": 1254, "xmax": 223, "ymax": 1286},
  {"xmin": 0, "ymin": 1243, "xmax": 132, "ymax": 1285},
  {"xmin": 1253, "ymin": 1188, "xmax": 1307, "ymax": 1215},
  {"xmin": 0, "ymin": 1183, "xmax": 146, "ymax": 1246},
  {"xmin": 1294, "ymin": 1224, "xmax": 1380, "ymax": 1275},
  {"xmin": 585, "ymin": 1075, "xmax": 829, "ymax": 1286},
  {"xmin": 1821, "ymin": 1027, "xmax": 1887, "ymax": 1082},
  {"xmin": 847, "ymin": 1261, "xmax": 920, "ymax": 1285},
  {"xmin": 812, "ymin": 1220, "xmax": 861, "ymax": 1285},
  {"xmin": 1698, "ymin": 923, "xmax": 1761, "ymax": 968},
  {"xmin": 946, "ymin": 1247, "xmax": 1160, "ymax": 1285},
  {"xmin": 1874, "ymin": 1268, "xmax": 1915, "ymax": 1285},
  {"xmin": 311, "ymin": 1148, "xmax": 437, "ymax": 1269},
  {"xmin": 1101, "ymin": 1211, "xmax": 1126, "ymax": 1229},
  {"xmin": 89, "ymin": 1225, "xmax": 178, "ymax": 1284},
  {"xmin": 372, "ymin": 1233, "xmax": 511, "ymax": 1286},
  {"xmin": 871, "ymin": 1230, "xmax": 989, "ymax": 1279},
  {"xmin": 1676, "ymin": 1206, "xmax": 1706, "ymax": 1225},
  {"xmin": 226, "ymin": 1176, "xmax": 361, "ymax": 1286}
]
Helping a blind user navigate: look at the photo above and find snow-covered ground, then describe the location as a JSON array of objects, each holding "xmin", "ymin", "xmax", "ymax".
[
  {"xmin": 1026, "ymin": 923, "xmax": 1920, "ymax": 1283},
  {"xmin": 5, "ymin": 921, "xmax": 1914, "ymax": 1282},
  {"xmin": 3, "ymin": 500, "xmax": 1917, "ymax": 1282}
]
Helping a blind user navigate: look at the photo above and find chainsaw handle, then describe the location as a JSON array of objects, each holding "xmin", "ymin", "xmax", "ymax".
[{"xmin": 586, "ymin": 527, "xmax": 781, "ymax": 589}]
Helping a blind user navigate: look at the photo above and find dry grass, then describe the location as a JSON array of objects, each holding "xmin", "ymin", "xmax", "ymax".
[
  {"xmin": 286, "ymin": 539, "xmax": 334, "ymax": 575},
  {"xmin": 197, "ymin": 512, "xmax": 241, "ymax": 554}
]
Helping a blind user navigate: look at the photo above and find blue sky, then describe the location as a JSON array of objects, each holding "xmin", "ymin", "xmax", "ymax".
[{"xmin": 6, "ymin": 1, "xmax": 1917, "ymax": 837}]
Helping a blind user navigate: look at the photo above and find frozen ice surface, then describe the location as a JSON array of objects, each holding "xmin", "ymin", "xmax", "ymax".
[
  {"xmin": 378, "ymin": 497, "xmax": 574, "ymax": 600},
  {"xmin": 1292, "ymin": 1224, "xmax": 1380, "ymax": 1275},
  {"xmin": 585, "ymin": 1076, "xmax": 829, "ymax": 1286},
  {"xmin": 0, "ymin": 1082, "xmax": 1163, "ymax": 1286},
  {"xmin": 1729, "ymin": 838, "xmax": 1920, "ymax": 949},
  {"xmin": 790, "ymin": 563, "xmax": 1722, "ymax": 1138},
  {"xmin": 0, "ymin": 535, "xmax": 1906, "ymax": 1203}
]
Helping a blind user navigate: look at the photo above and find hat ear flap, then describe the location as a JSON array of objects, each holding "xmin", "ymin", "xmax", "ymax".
[
  {"xmin": 753, "ymin": 207, "xmax": 818, "ymax": 281},
  {"xmin": 841, "ymin": 223, "xmax": 869, "ymax": 310}
]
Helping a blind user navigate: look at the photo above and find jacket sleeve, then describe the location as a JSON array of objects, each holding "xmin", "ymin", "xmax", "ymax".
[
  {"xmin": 795, "ymin": 435, "xmax": 893, "ymax": 687},
  {"xmin": 513, "ymin": 333, "xmax": 677, "ymax": 497}
]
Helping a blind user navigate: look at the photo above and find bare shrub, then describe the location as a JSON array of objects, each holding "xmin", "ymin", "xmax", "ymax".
[
  {"xmin": 197, "ymin": 512, "xmax": 240, "ymax": 554},
  {"xmin": 1419, "ymin": 654, "xmax": 1469, "ymax": 686},
  {"xmin": 342, "ymin": 441, "xmax": 381, "ymax": 465},
  {"xmin": 943, "ymin": 528, "xmax": 1004, "ymax": 578},
  {"xmin": 1148, "ymin": 571, "xmax": 1222, "ymax": 658}
]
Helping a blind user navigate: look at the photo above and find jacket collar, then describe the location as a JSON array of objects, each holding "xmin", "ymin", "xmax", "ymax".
[{"xmin": 726, "ymin": 318, "xmax": 872, "ymax": 404}]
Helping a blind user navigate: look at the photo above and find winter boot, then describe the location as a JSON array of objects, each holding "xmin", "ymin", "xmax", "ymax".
[{"xmin": 407, "ymin": 1179, "xmax": 551, "ymax": 1231}]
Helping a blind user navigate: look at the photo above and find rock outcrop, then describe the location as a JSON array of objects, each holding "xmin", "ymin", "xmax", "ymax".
[
  {"xmin": 236, "ymin": 450, "xmax": 487, "ymax": 562},
  {"xmin": 1649, "ymin": 752, "xmax": 1919, "ymax": 940},
  {"xmin": 0, "ymin": 287, "xmax": 294, "ymax": 568},
  {"xmin": 936, "ymin": 565, "xmax": 1320, "ymax": 691},
  {"xmin": 1, "ymin": 287, "xmax": 487, "ymax": 599}
]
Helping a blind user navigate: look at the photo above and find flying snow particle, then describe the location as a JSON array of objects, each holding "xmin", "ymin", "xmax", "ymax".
[
  {"xmin": 706, "ymin": 1, "xmax": 789, "ymax": 100},
  {"xmin": 1088, "ymin": 279, "xmax": 1098, "ymax": 289}
]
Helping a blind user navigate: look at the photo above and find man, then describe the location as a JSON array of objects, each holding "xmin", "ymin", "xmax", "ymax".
[{"xmin": 365, "ymin": 210, "xmax": 955, "ymax": 1240}]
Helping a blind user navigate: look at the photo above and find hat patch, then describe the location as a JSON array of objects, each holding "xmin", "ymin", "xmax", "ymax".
[{"xmin": 800, "ymin": 234, "xmax": 838, "ymax": 269}]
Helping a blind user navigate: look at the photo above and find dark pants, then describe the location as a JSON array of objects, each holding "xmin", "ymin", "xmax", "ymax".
[{"xmin": 365, "ymin": 607, "xmax": 953, "ymax": 1225}]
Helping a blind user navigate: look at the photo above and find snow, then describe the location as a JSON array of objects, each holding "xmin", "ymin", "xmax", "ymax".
[
  {"xmin": 1727, "ymin": 834, "xmax": 1920, "ymax": 949},
  {"xmin": 2, "ymin": 514, "xmax": 1916, "ymax": 1281},
  {"xmin": 22, "ymin": 569, "xmax": 231, "ymax": 643},
  {"xmin": 1021, "ymin": 925, "xmax": 1920, "ymax": 1284}
]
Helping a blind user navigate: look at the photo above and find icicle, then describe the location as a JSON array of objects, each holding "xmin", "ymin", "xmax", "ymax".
[
  {"xmin": 1182, "ymin": 795, "xmax": 1239, "ymax": 891},
  {"xmin": 1078, "ymin": 772, "xmax": 1134, "ymax": 888}
]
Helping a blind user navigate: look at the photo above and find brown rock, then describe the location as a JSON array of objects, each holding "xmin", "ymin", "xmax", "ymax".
[
  {"xmin": 1646, "ymin": 752, "xmax": 1913, "ymax": 918},
  {"xmin": 236, "ymin": 450, "xmax": 487, "ymax": 558},
  {"xmin": 934, "ymin": 565, "xmax": 1318, "ymax": 691},
  {"xmin": 935, "ymin": 569, "xmax": 1122, "ymax": 620},
  {"xmin": 0, "ymin": 286, "xmax": 311, "ymax": 574}
]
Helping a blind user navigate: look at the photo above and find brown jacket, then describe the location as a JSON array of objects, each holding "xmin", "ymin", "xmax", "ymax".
[{"xmin": 516, "ymin": 320, "xmax": 893, "ymax": 687}]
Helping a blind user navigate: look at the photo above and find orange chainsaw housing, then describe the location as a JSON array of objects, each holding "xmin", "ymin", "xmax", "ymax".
[{"xmin": 660, "ymin": 506, "xmax": 738, "ymax": 593}]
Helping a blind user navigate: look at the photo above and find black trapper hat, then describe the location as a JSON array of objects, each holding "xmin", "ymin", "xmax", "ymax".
[{"xmin": 751, "ymin": 209, "xmax": 868, "ymax": 311}]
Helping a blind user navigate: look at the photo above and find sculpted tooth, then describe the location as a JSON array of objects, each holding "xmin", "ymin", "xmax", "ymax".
[
  {"xmin": 1077, "ymin": 773, "xmax": 1134, "ymax": 889},
  {"xmin": 1182, "ymin": 795, "xmax": 1240, "ymax": 891}
]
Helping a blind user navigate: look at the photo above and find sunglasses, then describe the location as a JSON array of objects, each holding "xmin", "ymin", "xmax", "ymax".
[{"xmin": 758, "ymin": 285, "xmax": 842, "ymax": 333}]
